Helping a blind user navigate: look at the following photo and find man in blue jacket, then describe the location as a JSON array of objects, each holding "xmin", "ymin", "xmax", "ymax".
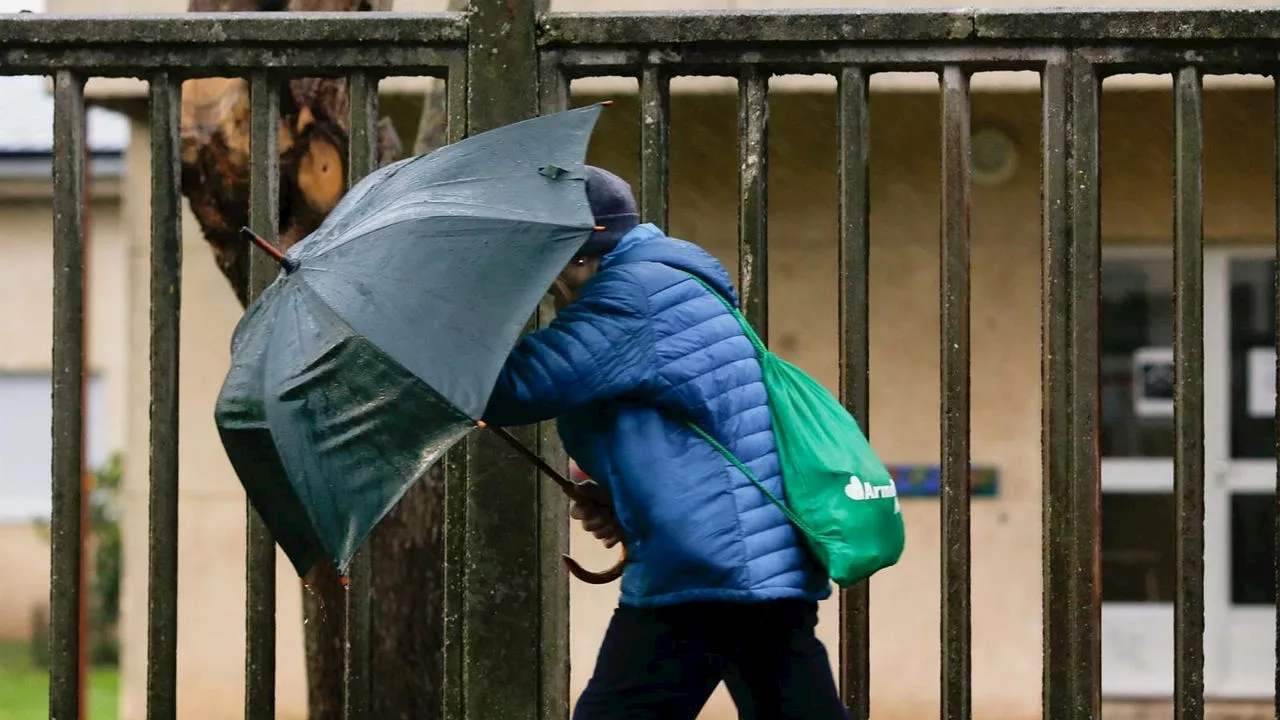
[{"xmin": 484, "ymin": 166, "xmax": 847, "ymax": 719}]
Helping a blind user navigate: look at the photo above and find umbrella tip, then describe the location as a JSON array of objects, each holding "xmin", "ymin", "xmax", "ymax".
[
  {"xmin": 240, "ymin": 225, "xmax": 298, "ymax": 273},
  {"xmin": 475, "ymin": 420, "xmax": 487, "ymax": 429},
  {"xmin": 601, "ymin": 100, "xmax": 614, "ymax": 107},
  {"xmin": 338, "ymin": 574, "xmax": 350, "ymax": 589},
  {"xmin": 593, "ymin": 225, "xmax": 606, "ymax": 232}
]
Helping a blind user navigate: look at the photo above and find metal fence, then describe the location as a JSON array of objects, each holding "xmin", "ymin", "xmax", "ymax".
[{"xmin": 5, "ymin": 2, "xmax": 1280, "ymax": 719}]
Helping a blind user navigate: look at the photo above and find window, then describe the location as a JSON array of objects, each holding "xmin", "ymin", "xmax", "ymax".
[{"xmin": 0, "ymin": 373, "xmax": 107, "ymax": 522}]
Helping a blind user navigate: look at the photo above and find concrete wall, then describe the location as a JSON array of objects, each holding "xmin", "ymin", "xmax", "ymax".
[
  {"xmin": 102, "ymin": 82, "xmax": 1279, "ymax": 719},
  {"xmin": 0, "ymin": 191, "xmax": 128, "ymax": 641}
]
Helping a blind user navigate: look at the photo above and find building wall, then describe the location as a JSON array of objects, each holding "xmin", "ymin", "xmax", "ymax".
[
  {"xmin": 105, "ymin": 83, "xmax": 1279, "ymax": 719},
  {"xmin": 0, "ymin": 193, "xmax": 128, "ymax": 641},
  {"xmin": 0, "ymin": 525, "xmax": 51, "ymax": 641},
  {"xmin": 115, "ymin": 121, "xmax": 311, "ymax": 720}
]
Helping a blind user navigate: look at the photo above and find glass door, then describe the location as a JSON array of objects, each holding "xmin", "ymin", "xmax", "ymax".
[
  {"xmin": 1203, "ymin": 250, "xmax": 1276, "ymax": 698},
  {"xmin": 1100, "ymin": 250, "xmax": 1178, "ymax": 697},
  {"xmin": 1100, "ymin": 246, "xmax": 1278, "ymax": 700}
]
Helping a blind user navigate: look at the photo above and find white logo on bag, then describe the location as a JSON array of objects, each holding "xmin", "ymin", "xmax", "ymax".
[{"xmin": 845, "ymin": 474, "xmax": 902, "ymax": 513}]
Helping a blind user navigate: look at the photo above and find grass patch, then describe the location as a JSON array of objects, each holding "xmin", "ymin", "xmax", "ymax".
[{"xmin": 0, "ymin": 642, "xmax": 118, "ymax": 720}]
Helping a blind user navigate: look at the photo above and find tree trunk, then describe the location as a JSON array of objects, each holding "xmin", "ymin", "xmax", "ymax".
[
  {"xmin": 180, "ymin": 0, "xmax": 403, "ymax": 305},
  {"xmin": 179, "ymin": 1, "xmax": 452, "ymax": 718}
]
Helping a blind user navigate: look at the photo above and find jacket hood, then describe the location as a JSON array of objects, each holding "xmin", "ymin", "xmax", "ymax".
[{"xmin": 600, "ymin": 223, "xmax": 740, "ymax": 307}]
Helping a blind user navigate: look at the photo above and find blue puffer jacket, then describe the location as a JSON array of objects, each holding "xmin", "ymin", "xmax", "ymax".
[{"xmin": 484, "ymin": 223, "xmax": 831, "ymax": 607}]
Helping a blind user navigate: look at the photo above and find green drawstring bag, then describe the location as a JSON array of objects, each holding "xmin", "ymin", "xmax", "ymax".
[{"xmin": 685, "ymin": 276, "xmax": 906, "ymax": 587}]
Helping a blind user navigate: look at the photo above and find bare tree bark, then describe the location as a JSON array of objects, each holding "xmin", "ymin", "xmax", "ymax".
[{"xmin": 179, "ymin": 1, "xmax": 455, "ymax": 718}]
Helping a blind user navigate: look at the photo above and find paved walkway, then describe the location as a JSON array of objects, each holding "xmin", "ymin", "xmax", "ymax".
[{"xmin": 1104, "ymin": 702, "xmax": 1272, "ymax": 719}]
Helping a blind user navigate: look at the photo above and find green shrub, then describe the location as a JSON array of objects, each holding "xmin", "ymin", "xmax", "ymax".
[
  {"xmin": 29, "ymin": 605, "xmax": 50, "ymax": 668},
  {"xmin": 89, "ymin": 454, "xmax": 123, "ymax": 667},
  {"xmin": 25, "ymin": 454, "xmax": 125, "ymax": 669}
]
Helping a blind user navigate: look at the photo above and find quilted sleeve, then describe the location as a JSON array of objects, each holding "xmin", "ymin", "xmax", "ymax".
[{"xmin": 482, "ymin": 268, "xmax": 652, "ymax": 427}]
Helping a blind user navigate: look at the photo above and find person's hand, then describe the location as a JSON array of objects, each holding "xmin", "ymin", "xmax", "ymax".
[{"xmin": 569, "ymin": 493, "xmax": 623, "ymax": 549}]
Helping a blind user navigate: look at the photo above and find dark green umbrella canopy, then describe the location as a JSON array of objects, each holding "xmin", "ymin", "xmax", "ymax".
[{"xmin": 215, "ymin": 104, "xmax": 604, "ymax": 577}]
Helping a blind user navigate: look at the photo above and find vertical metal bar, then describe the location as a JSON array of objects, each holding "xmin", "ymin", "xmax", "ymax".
[
  {"xmin": 836, "ymin": 64, "xmax": 872, "ymax": 720},
  {"xmin": 1273, "ymin": 71, "xmax": 1280, "ymax": 720},
  {"xmin": 446, "ymin": 56, "xmax": 468, "ymax": 145},
  {"xmin": 539, "ymin": 60, "xmax": 568, "ymax": 117},
  {"xmin": 737, "ymin": 66, "xmax": 769, "ymax": 339},
  {"xmin": 1172, "ymin": 64, "xmax": 1206, "ymax": 720},
  {"xmin": 147, "ymin": 72, "xmax": 183, "ymax": 720},
  {"xmin": 938, "ymin": 65, "xmax": 972, "ymax": 720},
  {"xmin": 537, "ymin": 62, "xmax": 572, "ymax": 720},
  {"xmin": 639, "ymin": 66, "xmax": 670, "ymax": 228},
  {"xmin": 441, "ymin": 438, "xmax": 466, "ymax": 720},
  {"xmin": 244, "ymin": 71, "xmax": 280, "ymax": 720},
  {"xmin": 1039, "ymin": 56, "xmax": 1074, "ymax": 719},
  {"xmin": 78, "ymin": 92, "xmax": 93, "ymax": 720},
  {"xmin": 1041, "ymin": 50, "xmax": 1102, "ymax": 720},
  {"xmin": 49, "ymin": 69, "xmax": 86, "ymax": 720},
  {"xmin": 342, "ymin": 71, "xmax": 379, "ymax": 720},
  {"xmin": 455, "ymin": 1, "xmax": 544, "ymax": 717},
  {"xmin": 441, "ymin": 56, "xmax": 468, "ymax": 720},
  {"xmin": 1066, "ymin": 53, "xmax": 1102, "ymax": 720}
]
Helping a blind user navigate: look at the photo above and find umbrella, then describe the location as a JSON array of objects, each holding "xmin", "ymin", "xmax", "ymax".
[{"xmin": 214, "ymin": 103, "xmax": 625, "ymax": 584}]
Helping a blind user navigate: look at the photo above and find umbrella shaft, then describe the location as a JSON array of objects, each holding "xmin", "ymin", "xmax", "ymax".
[{"xmin": 488, "ymin": 425, "xmax": 580, "ymax": 497}]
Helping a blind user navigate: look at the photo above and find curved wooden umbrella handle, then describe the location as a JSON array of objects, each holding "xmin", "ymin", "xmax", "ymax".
[
  {"xmin": 563, "ymin": 543, "xmax": 627, "ymax": 585},
  {"xmin": 481, "ymin": 424, "xmax": 630, "ymax": 584}
]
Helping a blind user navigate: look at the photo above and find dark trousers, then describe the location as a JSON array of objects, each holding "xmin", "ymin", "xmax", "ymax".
[{"xmin": 573, "ymin": 599, "xmax": 850, "ymax": 720}]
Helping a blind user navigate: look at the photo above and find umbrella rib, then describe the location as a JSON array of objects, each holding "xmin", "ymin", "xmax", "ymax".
[{"xmin": 293, "ymin": 266, "xmax": 504, "ymax": 370}]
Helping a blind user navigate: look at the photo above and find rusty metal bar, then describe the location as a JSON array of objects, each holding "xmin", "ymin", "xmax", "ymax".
[
  {"xmin": 1066, "ymin": 53, "xmax": 1102, "ymax": 719},
  {"xmin": 939, "ymin": 64, "xmax": 972, "ymax": 720},
  {"xmin": 835, "ymin": 64, "xmax": 871, "ymax": 720},
  {"xmin": 1039, "ymin": 55, "xmax": 1073, "ymax": 719},
  {"xmin": 639, "ymin": 66, "xmax": 670, "ymax": 228},
  {"xmin": 49, "ymin": 69, "xmax": 86, "ymax": 720},
  {"xmin": 341, "ymin": 71, "xmax": 379, "ymax": 720},
  {"xmin": 737, "ymin": 66, "xmax": 769, "ymax": 338},
  {"xmin": 1173, "ymin": 64, "xmax": 1206, "ymax": 720},
  {"xmin": 244, "ymin": 70, "xmax": 280, "ymax": 720},
  {"xmin": 147, "ymin": 72, "xmax": 183, "ymax": 720}
]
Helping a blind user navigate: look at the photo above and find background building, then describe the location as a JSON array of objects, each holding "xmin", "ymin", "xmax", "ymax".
[
  {"xmin": 0, "ymin": 61, "xmax": 129, "ymax": 644},
  {"xmin": 0, "ymin": 0, "xmax": 1275, "ymax": 717}
]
